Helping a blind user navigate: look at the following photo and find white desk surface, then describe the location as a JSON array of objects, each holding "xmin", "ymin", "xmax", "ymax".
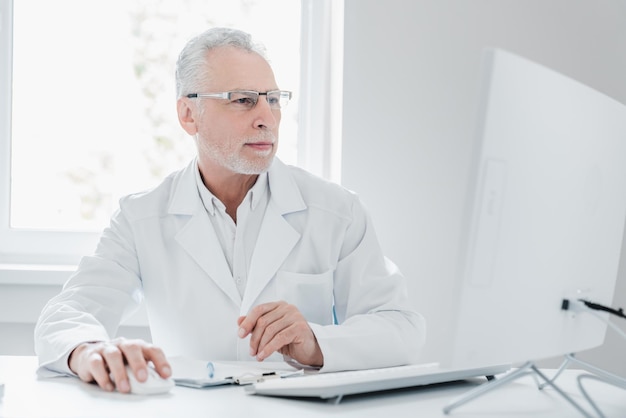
[{"xmin": 1, "ymin": 356, "xmax": 624, "ymax": 418}]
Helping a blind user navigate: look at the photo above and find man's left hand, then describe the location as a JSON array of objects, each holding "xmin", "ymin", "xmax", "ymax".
[{"xmin": 237, "ymin": 301, "xmax": 323, "ymax": 367}]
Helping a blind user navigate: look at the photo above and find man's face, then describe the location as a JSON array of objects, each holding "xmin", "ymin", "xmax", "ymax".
[{"xmin": 187, "ymin": 46, "xmax": 282, "ymax": 175}]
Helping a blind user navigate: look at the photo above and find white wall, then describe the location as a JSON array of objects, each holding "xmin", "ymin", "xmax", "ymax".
[{"xmin": 341, "ymin": 0, "xmax": 626, "ymax": 374}]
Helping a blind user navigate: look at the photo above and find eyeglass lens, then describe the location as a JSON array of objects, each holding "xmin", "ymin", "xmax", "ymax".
[{"xmin": 230, "ymin": 91, "xmax": 290, "ymax": 109}]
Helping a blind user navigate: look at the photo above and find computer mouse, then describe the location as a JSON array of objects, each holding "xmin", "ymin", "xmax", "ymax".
[{"xmin": 112, "ymin": 365, "xmax": 175, "ymax": 395}]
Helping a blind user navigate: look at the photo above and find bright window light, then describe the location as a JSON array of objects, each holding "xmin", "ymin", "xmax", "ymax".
[{"xmin": 10, "ymin": 0, "xmax": 301, "ymax": 232}]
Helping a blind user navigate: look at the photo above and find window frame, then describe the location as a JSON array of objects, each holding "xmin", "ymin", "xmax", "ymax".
[{"xmin": 0, "ymin": 0, "xmax": 343, "ymax": 270}]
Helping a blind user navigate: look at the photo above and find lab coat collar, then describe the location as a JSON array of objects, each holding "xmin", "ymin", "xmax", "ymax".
[
  {"xmin": 265, "ymin": 157, "xmax": 307, "ymax": 215},
  {"xmin": 168, "ymin": 158, "xmax": 305, "ymax": 215},
  {"xmin": 166, "ymin": 157, "xmax": 307, "ymax": 311},
  {"xmin": 167, "ymin": 159, "xmax": 201, "ymax": 216}
]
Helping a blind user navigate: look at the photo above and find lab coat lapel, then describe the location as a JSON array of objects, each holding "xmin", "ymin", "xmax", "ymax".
[
  {"xmin": 168, "ymin": 160, "xmax": 241, "ymax": 306},
  {"xmin": 241, "ymin": 160, "xmax": 307, "ymax": 314},
  {"xmin": 175, "ymin": 212, "xmax": 241, "ymax": 306}
]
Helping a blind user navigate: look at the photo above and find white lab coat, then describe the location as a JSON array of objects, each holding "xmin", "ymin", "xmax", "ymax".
[{"xmin": 35, "ymin": 158, "xmax": 425, "ymax": 374}]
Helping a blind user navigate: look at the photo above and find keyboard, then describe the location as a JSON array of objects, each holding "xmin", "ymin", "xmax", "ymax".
[{"xmin": 245, "ymin": 362, "xmax": 509, "ymax": 400}]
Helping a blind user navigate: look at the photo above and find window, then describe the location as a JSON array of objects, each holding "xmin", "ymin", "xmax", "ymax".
[
  {"xmin": 9, "ymin": 0, "xmax": 300, "ymax": 232},
  {"xmin": 0, "ymin": 0, "xmax": 343, "ymax": 267}
]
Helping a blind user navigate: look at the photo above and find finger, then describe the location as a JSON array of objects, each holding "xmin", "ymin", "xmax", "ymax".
[
  {"xmin": 238, "ymin": 302, "xmax": 280, "ymax": 338},
  {"xmin": 70, "ymin": 342, "xmax": 99, "ymax": 382},
  {"xmin": 86, "ymin": 350, "xmax": 117, "ymax": 392},
  {"xmin": 117, "ymin": 338, "xmax": 172, "ymax": 380},
  {"xmin": 118, "ymin": 340, "xmax": 149, "ymax": 383},
  {"xmin": 248, "ymin": 307, "xmax": 289, "ymax": 357},
  {"xmin": 253, "ymin": 303, "xmax": 309, "ymax": 359},
  {"xmin": 101, "ymin": 344, "xmax": 130, "ymax": 393},
  {"xmin": 143, "ymin": 345, "xmax": 172, "ymax": 379},
  {"xmin": 256, "ymin": 319, "xmax": 297, "ymax": 361}
]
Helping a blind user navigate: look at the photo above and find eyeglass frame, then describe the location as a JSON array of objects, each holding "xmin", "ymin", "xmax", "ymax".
[{"xmin": 185, "ymin": 90, "xmax": 292, "ymax": 110}]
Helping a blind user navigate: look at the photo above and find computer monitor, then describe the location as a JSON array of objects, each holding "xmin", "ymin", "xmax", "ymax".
[{"xmin": 444, "ymin": 48, "xmax": 626, "ymax": 369}]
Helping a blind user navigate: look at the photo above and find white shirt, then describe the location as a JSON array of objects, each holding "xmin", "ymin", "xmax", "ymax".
[{"xmin": 194, "ymin": 165, "xmax": 269, "ymax": 297}]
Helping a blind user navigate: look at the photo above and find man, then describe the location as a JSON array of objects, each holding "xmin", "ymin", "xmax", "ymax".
[{"xmin": 34, "ymin": 27, "xmax": 426, "ymax": 394}]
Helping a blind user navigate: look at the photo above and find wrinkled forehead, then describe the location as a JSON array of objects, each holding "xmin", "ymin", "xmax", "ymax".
[{"xmin": 203, "ymin": 46, "xmax": 278, "ymax": 91}]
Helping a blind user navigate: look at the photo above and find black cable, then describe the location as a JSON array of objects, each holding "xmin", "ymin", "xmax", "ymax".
[{"xmin": 579, "ymin": 299, "xmax": 626, "ymax": 320}]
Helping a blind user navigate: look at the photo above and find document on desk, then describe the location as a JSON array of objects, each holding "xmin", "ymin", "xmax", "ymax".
[{"xmin": 169, "ymin": 357, "xmax": 304, "ymax": 388}]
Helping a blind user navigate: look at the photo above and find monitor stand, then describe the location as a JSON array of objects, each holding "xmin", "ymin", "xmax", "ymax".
[
  {"xmin": 539, "ymin": 353, "xmax": 626, "ymax": 417},
  {"xmin": 442, "ymin": 360, "xmax": 593, "ymax": 417}
]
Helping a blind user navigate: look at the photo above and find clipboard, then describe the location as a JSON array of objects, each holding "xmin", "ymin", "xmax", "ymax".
[{"xmin": 169, "ymin": 357, "xmax": 304, "ymax": 388}]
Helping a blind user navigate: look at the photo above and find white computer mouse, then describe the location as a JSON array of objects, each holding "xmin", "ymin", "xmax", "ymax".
[{"xmin": 112, "ymin": 365, "xmax": 175, "ymax": 395}]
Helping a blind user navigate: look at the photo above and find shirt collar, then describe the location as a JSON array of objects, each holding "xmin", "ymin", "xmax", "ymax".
[{"xmin": 194, "ymin": 162, "xmax": 269, "ymax": 216}]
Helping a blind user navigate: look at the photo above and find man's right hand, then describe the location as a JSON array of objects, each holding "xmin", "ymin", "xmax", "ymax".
[{"xmin": 68, "ymin": 337, "xmax": 171, "ymax": 393}]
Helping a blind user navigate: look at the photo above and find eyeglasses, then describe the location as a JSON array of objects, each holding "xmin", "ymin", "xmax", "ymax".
[{"xmin": 186, "ymin": 90, "xmax": 292, "ymax": 110}]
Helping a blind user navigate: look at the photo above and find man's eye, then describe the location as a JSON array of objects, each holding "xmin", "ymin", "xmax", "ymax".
[
  {"xmin": 267, "ymin": 96, "xmax": 279, "ymax": 105},
  {"xmin": 232, "ymin": 97, "xmax": 255, "ymax": 106}
]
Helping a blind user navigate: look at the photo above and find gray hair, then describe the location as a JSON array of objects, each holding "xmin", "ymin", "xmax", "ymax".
[{"xmin": 175, "ymin": 27, "xmax": 268, "ymax": 98}]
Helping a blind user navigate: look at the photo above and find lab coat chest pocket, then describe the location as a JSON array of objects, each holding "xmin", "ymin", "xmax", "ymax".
[{"xmin": 275, "ymin": 270, "xmax": 334, "ymax": 325}]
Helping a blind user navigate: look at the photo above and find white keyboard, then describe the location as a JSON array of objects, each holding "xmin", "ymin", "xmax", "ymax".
[{"xmin": 245, "ymin": 362, "xmax": 508, "ymax": 400}]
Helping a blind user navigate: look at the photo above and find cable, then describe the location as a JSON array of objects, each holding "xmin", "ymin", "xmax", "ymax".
[
  {"xmin": 577, "ymin": 374, "xmax": 607, "ymax": 418},
  {"xmin": 577, "ymin": 373, "xmax": 626, "ymax": 418},
  {"xmin": 561, "ymin": 298, "xmax": 626, "ymax": 341},
  {"xmin": 579, "ymin": 299, "xmax": 626, "ymax": 320},
  {"xmin": 558, "ymin": 298, "xmax": 626, "ymax": 417}
]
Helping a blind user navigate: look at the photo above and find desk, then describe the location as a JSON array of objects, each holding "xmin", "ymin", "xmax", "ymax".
[{"xmin": 1, "ymin": 356, "xmax": 624, "ymax": 417}]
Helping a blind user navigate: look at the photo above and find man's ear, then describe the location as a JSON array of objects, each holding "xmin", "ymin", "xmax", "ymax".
[{"xmin": 177, "ymin": 98, "xmax": 198, "ymax": 135}]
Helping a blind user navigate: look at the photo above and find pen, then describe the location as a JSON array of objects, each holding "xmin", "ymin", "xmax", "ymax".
[{"xmin": 206, "ymin": 362, "xmax": 215, "ymax": 378}]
